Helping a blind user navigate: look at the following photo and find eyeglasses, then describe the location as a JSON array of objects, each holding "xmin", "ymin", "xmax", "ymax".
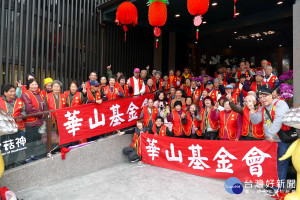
[{"xmin": 260, "ymin": 94, "xmax": 271, "ymax": 99}]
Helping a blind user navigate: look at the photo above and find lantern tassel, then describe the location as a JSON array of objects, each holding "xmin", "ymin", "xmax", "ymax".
[
  {"xmin": 196, "ymin": 28, "xmax": 199, "ymax": 40},
  {"xmin": 234, "ymin": 2, "xmax": 236, "ymax": 18},
  {"xmin": 124, "ymin": 32, "xmax": 127, "ymax": 42},
  {"xmin": 156, "ymin": 38, "xmax": 158, "ymax": 48}
]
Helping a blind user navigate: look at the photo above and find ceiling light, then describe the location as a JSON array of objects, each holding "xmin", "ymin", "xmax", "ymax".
[
  {"xmin": 175, "ymin": 14, "xmax": 180, "ymax": 18},
  {"xmin": 202, "ymin": 21, "xmax": 207, "ymax": 24},
  {"xmin": 212, "ymin": 2, "xmax": 217, "ymax": 6},
  {"xmin": 277, "ymin": 1, "xmax": 283, "ymax": 5},
  {"xmin": 235, "ymin": 13, "xmax": 240, "ymax": 16},
  {"xmin": 229, "ymin": 46, "xmax": 232, "ymax": 48},
  {"xmin": 195, "ymin": 42, "xmax": 198, "ymax": 44},
  {"xmin": 279, "ymin": 45, "xmax": 282, "ymax": 47},
  {"xmin": 234, "ymin": 31, "xmax": 237, "ymax": 34}
]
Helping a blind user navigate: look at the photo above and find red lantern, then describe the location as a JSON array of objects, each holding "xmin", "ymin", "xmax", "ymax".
[
  {"xmin": 148, "ymin": 0, "xmax": 168, "ymax": 48},
  {"xmin": 115, "ymin": 2, "xmax": 138, "ymax": 42},
  {"xmin": 187, "ymin": 0, "xmax": 209, "ymax": 39}
]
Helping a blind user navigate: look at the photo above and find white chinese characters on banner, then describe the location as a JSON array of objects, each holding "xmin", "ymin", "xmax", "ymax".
[
  {"xmin": 109, "ymin": 104, "xmax": 125, "ymax": 127},
  {"xmin": 127, "ymin": 102, "xmax": 139, "ymax": 122},
  {"xmin": 3, "ymin": 140, "xmax": 15, "ymax": 151},
  {"xmin": 165, "ymin": 143, "xmax": 183, "ymax": 163},
  {"xmin": 141, "ymin": 98, "xmax": 148, "ymax": 109},
  {"xmin": 89, "ymin": 109, "xmax": 105, "ymax": 129},
  {"xmin": 242, "ymin": 147, "xmax": 272, "ymax": 177},
  {"xmin": 63, "ymin": 110, "xmax": 83, "ymax": 136},
  {"xmin": 188, "ymin": 144, "xmax": 210, "ymax": 170},
  {"xmin": 213, "ymin": 147, "xmax": 237, "ymax": 173},
  {"xmin": 146, "ymin": 138, "xmax": 160, "ymax": 161}
]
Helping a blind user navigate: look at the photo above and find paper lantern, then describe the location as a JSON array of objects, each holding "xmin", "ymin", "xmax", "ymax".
[
  {"xmin": 187, "ymin": 0, "xmax": 209, "ymax": 39},
  {"xmin": 115, "ymin": 2, "xmax": 138, "ymax": 42},
  {"xmin": 148, "ymin": 0, "xmax": 168, "ymax": 48}
]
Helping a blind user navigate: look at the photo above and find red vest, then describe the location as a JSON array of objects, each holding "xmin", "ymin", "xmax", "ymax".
[
  {"xmin": 46, "ymin": 93, "xmax": 66, "ymax": 122},
  {"xmin": 250, "ymin": 81, "xmax": 267, "ymax": 93},
  {"xmin": 237, "ymin": 70, "xmax": 249, "ymax": 80},
  {"xmin": 0, "ymin": 97, "xmax": 25, "ymax": 130},
  {"xmin": 145, "ymin": 85, "xmax": 156, "ymax": 93},
  {"xmin": 154, "ymin": 78, "xmax": 164, "ymax": 90},
  {"xmin": 261, "ymin": 100, "xmax": 291, "ymax": 138},
  {"xmin": 209, "ymin": 89, "xmax": 219, "ymax": 102},
  {"xmin": 40, "ymin": 89, "xmax": 47, "ymax": 99},
  {"xmin": 130, "ymin": 77, "xmax": 143, "ymax": 95},
  {"xmin": 130, "ymin": 132, "xmax": 143, "ymax": 156},
  {"xmin": 241, "ymin": 107, "xmax": 265, "ymax": 139},
  {"xmin": 142, "ymin": 106, "xmax": 158, "ymax": 127},
  {"xmin": 85, "ymin": 81, "xmax": 91, "ymax": 90},
  {"xmin": 118, "ymin": 83, "xmax": 130, "ymax": 97},
  {"xmin": 86, "ymin": 89, "xmax": 101, "ymax": 101},
  {"xmin": 164, "ymin": 81, "xmax": 171, "ymax": 93},
  {"xmin": 199, "ymin": 107, "xmax": 219, "ymax": 135},
  {"xmin": 267, "ymin": 75, "xmax": 277, "ymax": 89},
  {"xmin": 152, "ymin": 125, "xmax": 167, "ymax": 136},
  {"xmin": 104, "ymin": 85, "xmax": 121, "ymax": 100},
  {"xmin": 23, "ymin": 90, "xmax": 42, "ymax": 125},
  {"xmin": 182, "ymin": 112, "xmax": 201, "ymax": 136},
  {"xmin": 237, "ymin": 82, "xmax": 247, "ymax": 98},
  {"xmin": 198, "ymin": 99, "xmax": 204, "ymax": 109},
  {"xmin": 64, "ymin": 91, "xmax": 82, "ymax": 107},
  {"xmin": 172, "ymin": 110, "xmax": 185, "ymax": 136},
  {"xmin": 177, "ymin": 76, "xmax": 182, "ymax": 88},
  {"xmin": 219, "ymin": 111, "xmax": 238, "ymax": 140}
]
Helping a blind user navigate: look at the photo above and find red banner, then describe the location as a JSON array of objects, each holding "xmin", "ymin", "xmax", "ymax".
[
  {"xmin": 141, "ymin": 133, "xmax": 278, "ymax": 185},
  {"xmin": 56, "ymin": 93, "xmax": 154, "ymax": 145}
]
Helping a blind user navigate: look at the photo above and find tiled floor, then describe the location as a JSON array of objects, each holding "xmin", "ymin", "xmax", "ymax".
[{"xmin": 17, "ymin": 162, "xmax": 273, "ymax": 200}]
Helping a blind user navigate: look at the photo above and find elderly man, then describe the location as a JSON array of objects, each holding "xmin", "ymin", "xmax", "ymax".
[
  {"xmin": 264, "ymin": 65, "xmax": 279, "ymax": 89},
  {"xmin": 248, "ymin": 84, "xmax": 292, "ymax": 194},
  {"xmin": 140, "ymin": 69, "xmax": 148, "ymax": 85},
  {"xmin": 243, "ymin": 71, "xmax": 267, "ymax": 93},
  {"xmin": 209, "ymin": 78, "xmax": 224, "ymax": 102},
  {"xmin": 128, "ymin": 68, "xmax": 145, "ymax": 96},
  {"xmin": 168, "ymin": 69, "xmax": 180, "ymax": 89},
  {"xmin": 145, "ymin": 78, "xmax": 156, "ymax": 93}
]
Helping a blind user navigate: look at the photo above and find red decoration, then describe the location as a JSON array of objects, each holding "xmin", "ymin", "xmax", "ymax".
[
  {"xmin": 187, "ymin": 0, "xmax": 210, "ymax": 39},
  {"xmin": 148, "ymin": 0, "xmax": 168, "ymax": 48},
  {"xmin": 115, "ymin": 2, "xmax": 138, "ymax": 42},
  {"xmin": 61, "ymin": 147, "xmax": 70, "ymax": 160},
  {"xmin": 234, "ymin": 0, "xmax": 237, "ymax": 18}
]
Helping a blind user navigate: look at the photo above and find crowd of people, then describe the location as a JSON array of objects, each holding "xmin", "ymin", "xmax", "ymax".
[{"xmin": 0, "ymin": 59, "xmax": 293, "ymax": 195}]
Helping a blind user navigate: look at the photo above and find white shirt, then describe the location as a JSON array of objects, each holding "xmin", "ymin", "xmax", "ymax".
[{"xmin": 133, "ymin": 76, "xmax": 145, "ymax": 95}]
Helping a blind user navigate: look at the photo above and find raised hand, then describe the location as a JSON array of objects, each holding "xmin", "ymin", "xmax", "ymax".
[
  {"xmin": 16, "ymin": 80, "xmax": 22, "ymax": 88},
  {"xmin": 146, "ymin": 65, "xmax": 150, "ymax": 70},
  {"xmin": 214, "ymin": 101, "xmax": 220, "ymax": 109}
]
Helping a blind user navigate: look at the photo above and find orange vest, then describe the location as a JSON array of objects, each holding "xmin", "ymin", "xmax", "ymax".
[
  {"xmin": 199, "ymin": 107, "xmax": 219, "ymax": 135},
  {"xmin": 142, "ymin": 106, "xmax": 158, "ymax": 127},
  {"xmin": 250, "ymin": 81, "xmax": 267, "ymax": 92},
  {"xmin": 168, "ymin": 75, "xmax": 178, "ymax": 88},
  {"xmin": 261, "ymin": 100, "xmax": 291, "ymax": 138},
  {"xmin": 64, "ymin": 91, "xmax": 82, "ymax": 107},
  {"xmin": 267, "ymin": 75, "xmax": 277, "ymax": 89},
  {"xmin": 130, "ymin": 77, "xmax": 143, "ymax": 95},
  {"xmin": 219, "ymin": 111, "xmax": 238, "ymax": 140},
  {"xmin": 46, "ymin": 93, "xmax": 66, "ymax": 122},
  {"xmin": 172, "ymin": 110, "xmax": 185, "ymax": 136},
  {"xmin": 23, "ymin": 90, "xmax": 42, "ymax": 125},
  {"xmin": 86, "ymin": 89, "xmax": 101, "ymax": 101},
  {"xmin": 182, "ymin": 112, "xmax": 201, "ymax": 136},
  {"xmin": 104, "ymin": 85, "xmax": 121, "ymax": 100},
  {"xmin": 0, "ymin": 97, "xmax": 25, "ymax": 130},
  {"xmin": 118, "ymin": 83, "xmax": 129, "ymax": 97},
  {"xmin": 152, "ymin": 125, "xmax": 167, "ymax": 136},
  {"xmin": 209, "ymin": 89, "xmax": 219, "ymax": 102},
  {"xmin": 241, "ymin": 107, "xmax": 265, "ymax": 139}
]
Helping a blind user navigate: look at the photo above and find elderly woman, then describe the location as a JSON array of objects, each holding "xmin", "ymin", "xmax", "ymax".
[
  {"xmin": 117, "ymin": 75, "xmax": 130, "ymax": 97},
  {"xmin": 45, "ymin": 80, "xmax": 67, "ymax": 129},
  {"xmin": 64, "ymin": 81, "xmax": 86, "ymax": 107},
  {"xmin": 0, "ymin": 84, "xmax": 27, "ymax": 168},
  {"xmin": 21, "ymin": 78, "xmax": 45, "ymax": 162}
]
